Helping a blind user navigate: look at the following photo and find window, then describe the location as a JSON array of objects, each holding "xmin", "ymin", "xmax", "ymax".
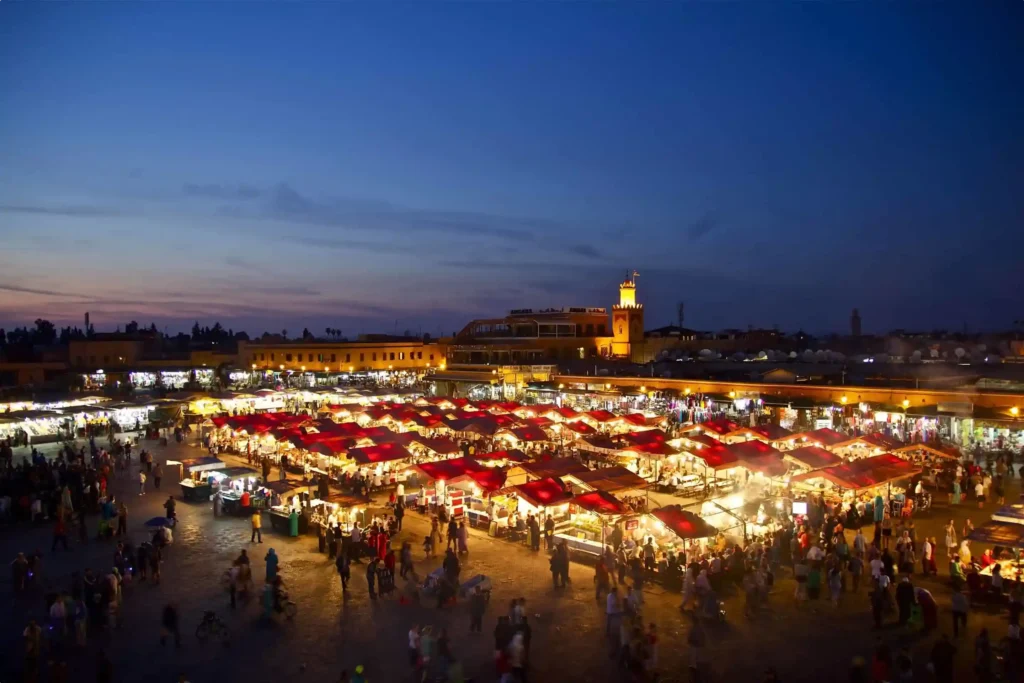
[
  {"xmin": 372, "ymin": 353, "xmax": 377, "ymax": 361},
  {"xmin": 399, "ymin": 352, "xmax": 405, "ymax": 360},
  {"xmin": 330, "ymin": 353, "xmax": 336, "ymax": 362},
  {"xmin": 308, "ymin": 354, "xmax": 313, "ymax": 362},
  {"xmin": 261, "ymin": 353, "xmax": 266, "ymax": 361},
  {"xmin": 286, "ymin": 354, "xmax": 293, "ymax": 362},
  {"xmin": 345, "ymin": 353, "xmax": 350, "ymax": 363},
  {"xmin": 76, "ymin": 356, "xmax": 83, "ymax": 366},
  {"xmin": 103, "ymin": 356, "xmax": 109, "ymax": 364},
  {"xmin": 429, "ymin": 354, "xmax": 434, "ymax": 361},
  {"xmin": 597, "ymin": 324, "xmax": 606, "ymax": 336},
  {"xmin": 360, "ymin": 353, "xmax": 365, "ymax": 362},
  {"xmin": 271, "ymin": 353, "xmax": 275, "ymax": 361},
  {"xmin": 585, "ymin": 324, "xmax": 594, "ymax": 336},
  {"xmin": 387, "ymin": 352, "xmax": 393, "ymax": 361},
  {"xmin": 317, "ymin": 353, "xmax": 324, "ymax": 362},
  {"xmin": 417, "ymin": 351, "xmax": 422, "ymax": 359}
]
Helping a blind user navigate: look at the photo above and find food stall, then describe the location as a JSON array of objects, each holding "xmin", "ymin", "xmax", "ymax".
[
  {"xmin": 504, "ymin": 457, "xmax": 589, "ymax": 487},
  {"xmin": 304, "ymin": 491, "xmax": 369, "ymax": 540},
  {"xmin": 969, "ymin": 522, "xmax": 1024, "ymax": 582},
  {"xmin": 649, "ymin": 505, "xmax": 720, "ymax": 557},
  {"xmin": 490, "ymin": 477, "xmax": 574, "ymax": 539},
  {"xmin": 556, "ymin": 490, "xmax": 627, "ymax": 559},
  {"xmin": 789, "ymin": 454, "xmax": 921, "ymax": 516},
  {"xmin": 782, "ymin": 446, "xmax": 843, "ymax": 474},
  {"xmin": 172, "ymin": 457, "xmax": 226, "ymax": 502},
  {"xmin": 266, "ymin": 479, "xmax": 314, "ymax": 534},
  {"xmin": 209, "ymin": 467, "xmax": 261, "ymax": 514}
]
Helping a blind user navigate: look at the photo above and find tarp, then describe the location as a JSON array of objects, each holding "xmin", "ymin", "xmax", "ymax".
[
  {"xmin": 784, "ymin": 446, "xmax": 842, "ymax": 471},
  {"xmin": 782, "ymin": 428, "xmax": 849, "ymax": 448},
  {"xmin": 584, "ymin": 410, "xmax": 617, "ymax": 423},
  {"xmin": 469, "ymin": 449, "xmax": 528, "ymax": 463},
  {"xmin": 621, "ymin": 430, "xmax": 668, "ymax": 447},
  {"xmin": 513, "ymin": 477, "xmax": 573, "ymax": 508},
  {"xmin": 263, "ymin": 479, "xmax": 305, "ymax": 495},
  {"xmin": 695, "ymin": 418, "xmax": 740, "ymax": 437},
  {"xmin": 215, "ymin": 466, "xmax": 259, "ymax": 480},
  {"xmin": 466, "ymin": 468, "xmax": 508, "ymax": 494},
  {"xmin": 738, "ymin": 424, "xmax": 793, "ymax": 442},
  {"xmin": 726, "ymin": 441, "xmax": 788, "ymax": 477},
  {"xmin": 573, "ymin": 490, "xmax": 626, "ymax": 515},
  {"xmin": 968, "ymin": 522, "xmax": 1024, "ymax": 549},
  {"xmin": 175, "ymin": 456, "xmax": 224, "ymax": 472},
  {"xmin": 346, "ymin": 443, "xmax": 413, "ymax": 464},
  {"xmin": 892, "ymin": 443, "xmax": 961, "ymax": 460},
  {"xmin": 412, "ymin": 436, "xmax": 462, "ymax": 455},
  {"xmin": 562, "ymin": 421, "xmax": 597, "ymax": 435},
  {"xmin": 571, "ymin": 466, "xmax": 649, "ymax": 494},
  {"xmin": 576, "ymin": 435, "xmax": 620, "ymax": 453},
  {"xmin": 791, "ymin": 454, "xmax": 921, "ymax": 491},
  {"xmin": 517, "ymin": 457, "xmax": 589, "ymax": 480},
  {"xmin": 500, "ymin": 426, "xmax": 551, "ymax": 443},
  {"xmin": 835, "ymin": 432, "xmax": 902, "ymax": 451},
  {"xmin": 621, "ymin": 441, "xmax": 679, "ymax": 458},
  {"xmin": 412, "ymin": 457, "xmax": 484, "ymax": 482},
  {"xmin": 992, "ymin": 502, "xmax": 1024, "ymax": 525},
  {"xmin": 687, "ymin": 441, "xmax": 739, "ymax": 470},
  {"xmin": 651, "ymin": 506, "xmax": 718, "ymax": 540}
]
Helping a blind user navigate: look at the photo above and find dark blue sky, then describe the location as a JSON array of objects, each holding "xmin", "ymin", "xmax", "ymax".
[{"xmin": 1, "ymin": 3, "xmax": 1021, "ymax": 336}]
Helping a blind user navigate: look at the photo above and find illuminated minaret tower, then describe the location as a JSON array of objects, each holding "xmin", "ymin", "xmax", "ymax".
[{"xmin": 611, "ymin": 270, "xmax": 644, "ymax": 359}]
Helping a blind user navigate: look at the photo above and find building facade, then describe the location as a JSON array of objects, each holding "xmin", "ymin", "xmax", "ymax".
[{"xmin": 238, "ymin": 339, "xmax": 444, "ymax": 373}]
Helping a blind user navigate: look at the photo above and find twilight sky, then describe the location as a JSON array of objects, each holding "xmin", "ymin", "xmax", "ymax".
[{"xmin": 1, "ymin": 3, "xmax": 1022, "ymax": 337}]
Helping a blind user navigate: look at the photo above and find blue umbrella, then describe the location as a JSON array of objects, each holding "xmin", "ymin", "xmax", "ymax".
[{"xmin": 144, "ymin": 517, "xmax": 171, "ymax": 528}]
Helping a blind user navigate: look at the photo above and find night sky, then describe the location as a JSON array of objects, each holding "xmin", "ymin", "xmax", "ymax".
[{"xmin": 1, "ymin": 3, "xmax": 1022, "ymax": 337}]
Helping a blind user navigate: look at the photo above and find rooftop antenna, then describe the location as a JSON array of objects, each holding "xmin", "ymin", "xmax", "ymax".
[{"xmin": 677, "ymin": 301, "xmax": 685, "ymax": 328}]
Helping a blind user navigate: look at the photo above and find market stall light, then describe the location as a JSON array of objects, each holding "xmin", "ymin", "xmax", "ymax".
[
  {"xmin": 558, "ymin": 383, "xmax": 564, "ymax": 389},
  {"xmin": 1013, "ymin": 407, "xmax": 1020, "ymax": 417},
  {"xmin": 349, "ymin": 366, "xmax": 354, "ymax": 372},
  {"xmin": 324, "ymin": 366, "xmax": 330, "ymax": 373},
  {"xmin": 279, "ymin": 365, "xmax": 284, "ymax": 370},
  {"xmin": 684, "ymin": 388, "xmax": 691, "ymax": 395},
  {"xmin": 251, "ymin": 364, "xmax": 257, "ymax": 370},
  {"xmin": 840, "ymin": 395, "xmax": 848, "ymax": 404},
  {"xmin": 902, "ymin": 399, "xmax": 910, "ymax": 409},
  {"xmin": 605, "ymin": 383, "xmax": 611, "ymax": 390},
  {"xmin": 301, "ymin": 366, "xmax": 306, "ymax": 372},
  {"xmin": 640, "ymin": 385, "xmax": 646, "ymax": 392},
  {"xmin": 728, "ymin": 391, "xmax": 736, "ymax": 398}
]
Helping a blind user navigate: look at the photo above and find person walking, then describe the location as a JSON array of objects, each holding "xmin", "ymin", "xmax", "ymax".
[
  {"xmin": 395, "ymin": 500, "xmax": 405, "ymax": 531},
  {"xmin": 366, "ymin": 558, "xmax": 378, "ymax": 599},
  {"xmin": 116, "ymin": 502, "xmax": 128, "ymax": 537},
  {"xmin": 469, "ymin": 586, "xmax": 487, "ymax": 633},
  {"xmin": 951, "ymin": 589, "xmax": 969, "ymax": 637},
  {"xmin": 153, "ymin": 463, "xmax": 163, "ymax": 490},
  {"xmin": 160, "ymin": 603, "xmax": 181, "ymax": 647},
  {"xmin": 52, "ymin": 514, "xmax": 69, "ymax": 552},
  {"xmin": 457, "ymin": 520, "xmax": 469, "ymax": 555},
  {"xmin": 250, "ymin": 510, "xmax": 263, "ymax": 543},
  {"xmin": 447, "ymin": 518, "xmax": 458, "ymax": 551},
  {"xmin": 944, "ymin": 520, "xmax": 957, "ymax": 559},
  {"xmin": 138, "ymin": 470, "xmax": 147, "ymax": 495},
  {"xmin": 335, "ymin": 552, "xmax": 350, "ymax": 592},
  {"xmin": 399, "ymin": 541, "xmax": 414, "ymax": 580}
]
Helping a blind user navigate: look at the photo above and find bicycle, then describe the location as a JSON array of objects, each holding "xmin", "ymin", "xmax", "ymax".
[{"xmin": 196, "ymin": 611, "xmax": 230, "ymax": 642}]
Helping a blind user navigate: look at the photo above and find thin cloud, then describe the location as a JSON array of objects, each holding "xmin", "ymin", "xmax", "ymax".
[
  {"xmin": 0, "ymin": 204, "xmax": 123, "ymax": 218},
  {"xmin": 568, "ymin": 243, "xmax": 604, "ymax": 259},
  {"xmin": 183, "ymin": 183, "xmax": 263, "ymax": 200},
  {"xmin": 0, "ymin": 283, "xmax": 93, "ymax": 299},
  {"xmin": 687, "ymin": 214, "xmax": 719, "ymax": 242}
]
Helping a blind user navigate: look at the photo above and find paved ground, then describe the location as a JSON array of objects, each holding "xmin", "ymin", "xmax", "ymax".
[{"xmin": 0, "ymin": 439, "xmax": 1016, "ymax": 682}]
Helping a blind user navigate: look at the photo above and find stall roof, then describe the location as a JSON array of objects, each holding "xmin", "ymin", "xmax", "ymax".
[
  {"xmin": 524, "ymin": 416, "xmax": 555, "ymax": 428},
  {"xmin": 412, "ymin": 457, "xmax": 484, "ymax": 482},
  {"xmin": 784, "ymin": 446, "xmax": 843, "ymax": 471},
  {"xmin": 216, "ymin": 466, "xmax": 260, "ymax": 480},
  {"xmin": 513, "ymin": 477, "xmax": 573, "ymax": 508},
  {"xmin": 573, "ymin": 490, "xmax": 626, "ymax": 515},
  {"xmin": 681, "ymin": 433, "xmax": 722, "ymax": 449},
  {"xmin": 621, "ymin": 430, "xmax": 667, "ymax": 447},
  {"xmin": 175, "ymin": 456, "xmax": 224, "ymax": 472},
  {"xmin": 519, "ymin": 457, "xmax": 589, "ymax": 480},
  {"xmin": 791, "ymin": 454, "xmax": 921, "ymax": 490},
  {"xmin": 992, "ymin": 502, "xmax": 1024, "ymax": 525},
  {"xmin": 967, "ymin": 522, "xmax": 1024, "ymax": 549},
  {"xmin": 745, "ymin": 424, "xmax": 793, "ymax": 442},
  {"xmin": 263, "ymin": 479, "xmax": 305, "ymax": 495},
  {"xmin": 835, "ymin": 432, "xmax": 902, "ymax": 451},
  {"xmin": 412, "ymin": 436, "xmax": 462, "ymax": 455},
  {"xmin": 622, "ymin": 441, "xmax": 679, "ymax": 458},
  {"xmin": 726, "ymin": 440, "xmax": 788, "ymax": 476},
  {"xmin": 689, "ymin": 441, "xmax": 740, "ymax": 470},
  {"xmin": 892, "ymin": 442, "xmax": 960, "ymax": 459},
  {"xmin": 793, "ymin": 427, "xmax": 849, "ymax": 448},
  {"xmin": 466, "ymin": 467, "xmax": 508, "ymax": 493},
  {"xmin": 562, "ymin": 421, "xmax": 597, "ymax": 435},
  {"xmin": 585, "ymin": 410, "xmax": 617, "ymax": 423},
  {"xmin": 571, "ymin": 466, "xmax": 649, "ymax": 494},
  {"xmin": 652, "ymin": 506, "xmax": 718, "ymax": 540},
  {"xmin": 576, "ymin": 434, "xmax": 620, "ymax": 452},
  {"xmin": 320, "ymin": 491, "xmax": 368, "ymax": 508},
  {"xmin": 500, "ymin": 426, "xmax": 551, "ymax": 443},
  {"xmin": 346, "ymin": 443, "xmax": 413, "ymax": 464},
  {"xmin": 553, "ymin": 406, "xmax": 580, "ymax": 419},
  {"xmin": 470, "ymin": 449, "xmax": 528, "ymax": 463}
]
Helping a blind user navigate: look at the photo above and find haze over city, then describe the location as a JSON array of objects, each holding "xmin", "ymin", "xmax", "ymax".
[{"xmin": 1, "ymin": 3, "xmax": 1022, "ymax": 335}]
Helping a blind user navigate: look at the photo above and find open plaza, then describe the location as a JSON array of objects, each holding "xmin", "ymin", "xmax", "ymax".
[{"xmin": 2, "ymin": 374, "xmax": 1024, "ymax": 683}]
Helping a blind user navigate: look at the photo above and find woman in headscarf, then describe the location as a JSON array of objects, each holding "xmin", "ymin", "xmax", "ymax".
[{"xmin": 265, "ymin": 548, "xmax": 279, "ymax": 583}]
